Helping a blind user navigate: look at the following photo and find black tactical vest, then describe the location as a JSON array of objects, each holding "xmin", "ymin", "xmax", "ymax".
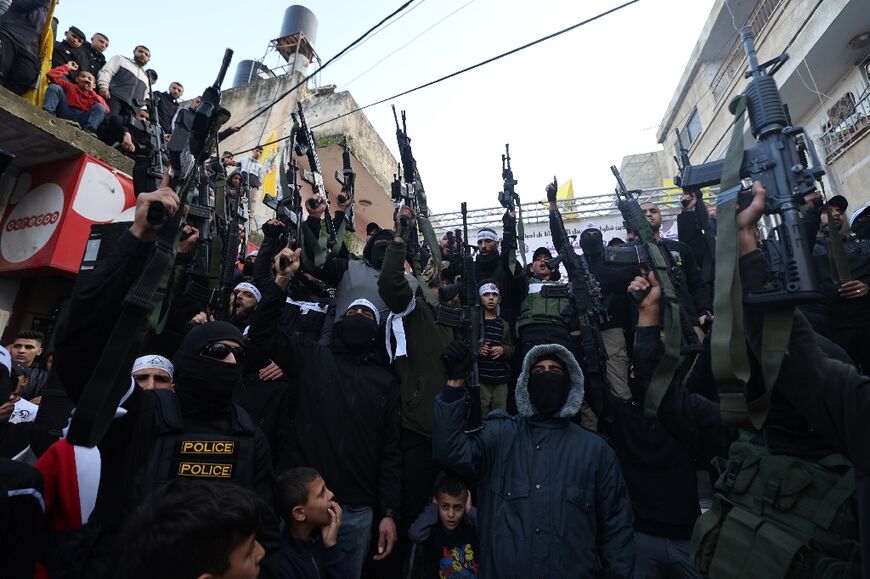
[{"xmin": 137, "ymin": 390, "xmax": 259, "ymax": 499}]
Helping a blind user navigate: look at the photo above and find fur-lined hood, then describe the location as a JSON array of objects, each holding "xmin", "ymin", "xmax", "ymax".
[{"xmin": 515, "ymin": 343, "xmax": 584, "ymax": 418}]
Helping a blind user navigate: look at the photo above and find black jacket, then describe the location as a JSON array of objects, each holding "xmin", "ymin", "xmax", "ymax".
[
  {"xmin": 249, "ymin": 281, "xmax": 402, "ymax": 516},
  {"xmin": 52, "ymin": 230, "xmax": 281, "ymax": 578},
  {"xmin": 0, "ymin": 0, "xmax": 50, "ymax": 50},
  {"xmin": 77, "ymin": 41, "xmax": 106, "ymax": 77},
  {"xmin": 278, "ymin": 533, "xmax": 352, "ymax": 579},
  {"xmin": 152, "ymin": 90, "xmax": 179, "ymax": 135}
]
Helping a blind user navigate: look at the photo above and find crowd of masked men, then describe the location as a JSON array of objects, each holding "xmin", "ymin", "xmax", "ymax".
[{"xmin": 2, "ymin": 135, "xmax": 869, "ymax": 578}]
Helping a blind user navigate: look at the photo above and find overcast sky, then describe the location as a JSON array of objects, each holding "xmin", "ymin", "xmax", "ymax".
[{"xmin": 54, "ymin": 0, "xmax": 716, "ymax": 213}]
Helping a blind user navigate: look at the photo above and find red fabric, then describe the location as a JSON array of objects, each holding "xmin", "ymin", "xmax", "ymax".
[
  {"xmin": 46, "ymin": 65, "xmax": 109, "ymax": 113},
  {"xmin": 35, "ymin": 439, "xmax": 83, "ymax": 531}
]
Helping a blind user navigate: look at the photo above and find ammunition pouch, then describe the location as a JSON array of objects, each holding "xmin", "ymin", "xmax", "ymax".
[{"xmin": 692, "ymin": 441, "xmax": 860, "ymax": 578}]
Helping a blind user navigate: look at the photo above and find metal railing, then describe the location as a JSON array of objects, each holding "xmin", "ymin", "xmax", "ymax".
[
  {"xmin": 709, "ymin": 0, "xmax": 785, "ymax": 102},
  {"xmin": 429, "ymin": 186, "xmax": 719, "ymax": 232},
  {"xmin": 817, "ymin": 84, "xmax": 870, "ymax": 162}
]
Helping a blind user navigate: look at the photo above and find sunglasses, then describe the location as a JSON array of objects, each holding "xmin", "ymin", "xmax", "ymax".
[{"xmin": 200, "ymin": 342, "xmax": 245, "ymax": 363}]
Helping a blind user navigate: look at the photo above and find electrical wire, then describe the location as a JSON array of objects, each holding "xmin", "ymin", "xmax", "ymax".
[
  {"xmin": 310, "ymin": 0, "xmax": 642, "ymax": 130},
  {"xmin": 230, "ymin": 0, "xmax": 641, "ymax": 155},
  {"xmin": 228, "ymin": 0, "xmax": 418, "ymax": 133}
]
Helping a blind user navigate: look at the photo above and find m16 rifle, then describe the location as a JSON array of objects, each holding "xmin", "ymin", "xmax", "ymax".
[
  {"xmin": 547, "ymin": 178, "xmax": 610, "ymax": 406},
  {"xmin": 673, "ymin": 28, "xmax": 825, "ymax": 424},
  {"xmin": 498, "ymin": 144, "xmax": 526, "ymax": 266},
  {"xmin": 264, "ymin": 148, "xmax": 303, "ymax": 270},
  {"xmin": 334, "ymin": 138, "xmax": 356, "ymax": 232},
  {"xmin": 605, "ymin": 166, "xmax": 701, "ymax": 418},
  {"xmin": 68, "ymin": 49, "xmax": 234, "ymax": 448},
  {"xmin": 459, "ymin": 202, "xmax": 483, "ymax": 433},
  {"xmin": 140, "ymin": 77, "xmax": 166, "ymax": 195},
  {"xmin": 392, "ymin": 105, "xmax": 441, "ymax": 285},
  {"xmin": 292, "ymin": 101, "xmax": 337, "ymax": 250}
]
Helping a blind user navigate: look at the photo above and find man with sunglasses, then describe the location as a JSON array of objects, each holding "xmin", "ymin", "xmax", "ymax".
[{"xmin": 45, "ymin": 177, "xmax": 282, "ymax": 577}]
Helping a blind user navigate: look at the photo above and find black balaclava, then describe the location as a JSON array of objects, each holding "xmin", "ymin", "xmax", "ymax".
[
  {"xmin": 363, "ymin": 229, "xmax": 395, "ymax": 269},
  {"xmin": 579, "ymin": 228, "xmax": 604, "ymax": 257},
  {"xmin": 172, "ymin": 322, "xmax": 244, "ymax": 413},
  {"xmin": 851, "ymin": 218, "xmax": 870, "ymax": 240},
  {"xmin": 331, "ymin": 305, "xmax": 379, "ymax": 351},
  {"xmin": 528, "ymin": 356, "xmax": 569, "ymax": 417}
]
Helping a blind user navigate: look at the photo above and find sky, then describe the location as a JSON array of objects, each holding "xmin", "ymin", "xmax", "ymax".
[{"xmin": 53, "ymin": 0, "xmax": 717, "ymax": 214}]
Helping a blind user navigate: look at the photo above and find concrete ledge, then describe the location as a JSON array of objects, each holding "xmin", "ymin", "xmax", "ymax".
[{"xmin": 0, "ymin": 85, "xmax": 133, "ymax": 174}]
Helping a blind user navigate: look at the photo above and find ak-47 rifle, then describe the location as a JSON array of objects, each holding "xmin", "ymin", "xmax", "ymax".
[
  {"xmin": 392, "ymin": 105, "xmax": 441, "ymax": 285},
  {"xmin": 69, "ymin": 49, "xmax": 234, "ymax": 448},
  {"xmin": 498, "ymin": 144, "xmax": 526, "ymax": 266},
  {"xmin": 547, "ymin": 178, "xmax": 610, "ymax": 406},
  {"xmin": 334, "ymin": 138, "xmax": 356, "ymax": 232},
  {"xmin": 605, "ymin": 166, "xmax": 701, "ymax": 418},
  {"xmin": 292, "ymin": 102, "xmax": 336, "ymax": 250},
  {"xmin": 459, "ymin": 202, "xmax": 483, "ymax": 433}
]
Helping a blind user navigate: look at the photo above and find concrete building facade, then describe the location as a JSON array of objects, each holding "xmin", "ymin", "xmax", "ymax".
[{"xmin": 652, "ymin": 0, "xmax": 870, "ymax": 212}]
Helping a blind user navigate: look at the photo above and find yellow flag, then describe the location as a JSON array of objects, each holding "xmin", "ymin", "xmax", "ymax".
[
  {"xmin": 260, "ymin": 131, "xmax": 279, "ymax": 201},
  {"xmin": 22, "ymin": 0, "xmax": 60, "ymax": 107},
  {"xmin": 556, "ymin": 179, "xmax": 574, "ymax": 200}
]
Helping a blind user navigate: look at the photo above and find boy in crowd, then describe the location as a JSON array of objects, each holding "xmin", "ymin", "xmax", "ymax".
[
  {"xmin": 122, "ymin": 479, "xmax": 266, "ymax": 579},
  {"xmin": 408, "ymin": 475, "xmax": 479, "ymax": 578},
  {"xmin": 477, "ymin": 281, "xmax": 513, "ymax": 415},
  {"xmin": 275, "ymin": 467, "xmax": 352, "ymax": 579},
  {"xmin": 44, "ymin": 60, "xmax": 108, "ymax": 133}
]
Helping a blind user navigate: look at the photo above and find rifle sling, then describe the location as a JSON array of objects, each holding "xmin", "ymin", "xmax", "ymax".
[{"xmin": 68, "ymin": 206, "xmax": 187, "ymax": 447}]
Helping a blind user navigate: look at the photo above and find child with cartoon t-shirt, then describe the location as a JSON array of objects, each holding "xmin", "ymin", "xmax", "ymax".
[{"xmin": 408, "ymin": 475, "xmax": 479, "ymax": 578}]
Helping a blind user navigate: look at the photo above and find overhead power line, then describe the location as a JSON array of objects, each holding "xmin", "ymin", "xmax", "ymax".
[{"xmin": 232, "ymin": 0, "xmax": 641, "ymax": 155}]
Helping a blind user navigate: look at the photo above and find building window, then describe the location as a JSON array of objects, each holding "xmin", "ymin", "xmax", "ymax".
[{"xmin": 680, "ymin": 108, "xmax": 703, "ymax": 147}]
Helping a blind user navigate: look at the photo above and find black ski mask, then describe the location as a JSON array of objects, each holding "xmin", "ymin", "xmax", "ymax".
[
  {"xmin": 332, "ymin": 311, "xmax": 378, "ymax": 350},
  {"xmin": 528, "ymin": 365, "xmax": 569, "ymax": 417},
  {"xmin": 364, "ymin": 229, "xmax": 395, "ymax": 270},
  {"xmin": 173, "ymin": 322, "xmax": 244, "ymax": 412},
  {"xmin": 579, "ymin": 229, "xmax": 603, "ymax": 257}
]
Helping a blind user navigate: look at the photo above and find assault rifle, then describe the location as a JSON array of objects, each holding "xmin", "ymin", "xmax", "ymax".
[
  {"xmin": 264, "ymin": 149, "xmax": 303, "ymax": 270},
  {"xmin": 334, "ymin": 138, "xmax": 356, "ymax": 232},
  {"xmin": 547, "ymin": 179, "xmax": 610, "ymax": 402},
  {"xmin": 292, "ymin": 102, "xmax": 336, "ymax": 250},
  {"xmin": 459, "ymin": 202, "xmax": 483, "ymax": 433},
  {"xmin": 68, "ymin": 49, "xmax": 234, "ymax": 447},
  {"xmin": 212, "ymin": 190, "xmax": 245, "ymax": 322},
  {"xmin": 140, "ymin": 77, "xmax": 166, "ymax": 195},
  {"xmin": 392, "ymin": 106, "xmax": 441, "ymax": 284},
  {"xmin": 498, "ymin": 144, "xmax": 526, "ymax": 266},
  {"xmin": 674, "ymin": 129, "xmax": 717, "ymax": 288},
  {"xmin": 605, "ymin": 166, "xmax": 701, "ymax": 417},
  {"xmin": 674, "ymin": 27, "xmax": 821, "ymax": 306}
]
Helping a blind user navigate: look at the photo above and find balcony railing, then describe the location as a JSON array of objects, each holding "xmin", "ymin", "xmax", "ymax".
[
  {"xmin": 817, "ymin": 84, "xmax": 870, "ymax": 163},
  {"xmin": 709, "ymin": 0, "xmax": 785, "ymax": 102}
]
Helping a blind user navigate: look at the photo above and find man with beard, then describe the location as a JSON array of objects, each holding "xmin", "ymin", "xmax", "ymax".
[
  {"xmin": 190, "ymin": 282, "xmax": 261, "ymax": 331},
  {"xmin": 97, "ymin": 45, "xmax": 151, "ymax": 120},
  {"xmin": 247, "ymin": 248, "xmax": 401, "ymax": 577},
  {"xmin": 41, "ymin": 178, "xmax": 280, "ymax": 578},
  {"xmin": 434, "ymin": 341, "xmax": 636, "ymax": 578},
  {"xmin": 152, "ymin": 80, "xmax": 183, "ymax": 136}
]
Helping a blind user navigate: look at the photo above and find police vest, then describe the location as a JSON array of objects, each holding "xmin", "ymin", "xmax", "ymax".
[
  {"xmin": 137, "ymin": 390, "xmax": 259, "ymax": 498},
  {"xmin": 691, "ymin": 439, "xmax": 861, "ymax": 578},
  {"xmin": 516, "ymin": 281, "xmax": 571, "ymax": 335}
]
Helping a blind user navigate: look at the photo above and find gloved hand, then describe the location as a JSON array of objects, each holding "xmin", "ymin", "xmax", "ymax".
[
  {"xmin": 441, "ymin": 340, "xmax": 471, "ymax": 380},
  {"xmin": 546, "ymin": 180, "xmax": 558, "ymax": 203},
  {"xmin": 560, "ymin": 303, "xmax": 583, "ymax": 333}
]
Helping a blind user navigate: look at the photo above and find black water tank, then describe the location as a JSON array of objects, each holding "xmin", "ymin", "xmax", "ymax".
[
  {"xmin": 279, "ymin": 5, "xmax": 318, "ymax": 47},
  {"xmin": 233, "ymin": 60, "xmax": 271, "ymax": 88}
]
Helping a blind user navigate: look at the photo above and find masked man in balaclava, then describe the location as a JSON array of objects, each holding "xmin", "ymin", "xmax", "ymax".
[
  {"xmin": 434, "ymin": 341, "xmax": 636, "ymax": 579},
  {"xmin": 246, "ymin": 247, "xmax": 401, "ymax": 576},
  {"xmin": 45, "ymin": 182, "xmax": 281, "ymax": 578},
  {"xmin": 302, "ymin": 197, "xmax": 419, "ymax": 344}
]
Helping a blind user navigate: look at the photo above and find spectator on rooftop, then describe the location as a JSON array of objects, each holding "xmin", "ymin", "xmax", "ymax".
[
  {"xmin": 77, "ymin": 32, "xmax": 109, "ymax": 77},
  {"xmin": 97, "ymin": 44, "xmax": 151, "ymax": 119},
  {"xmin": 0, "ymin": 0, "xmax": 52, "ymax": 95},
  {"xmin": 43, "ymin": 60, "xmax": 108, "ymax": 133},
  {"xmin": 50, "ymin": 25, "xmax": 84, "ymax": 69}
]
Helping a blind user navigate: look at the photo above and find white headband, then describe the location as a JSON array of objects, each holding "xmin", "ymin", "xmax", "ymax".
[
  {"xmin": 131, "ymin": 355, "xmax": 174, "ymax": 379},
  {"xmin": 234, "ymin": 282, "xmax": 262, "ymax": 303},
  {"xmin": 347, "ymin": 298, "xmax": 381, "ymax": 326},
  {"xmin": 476, "ymin": 229, "xmax": 498, "ymax": 243},
  {"xmin": 479, "ymin": 282, "xmax": 500, "ymax": 297}
]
